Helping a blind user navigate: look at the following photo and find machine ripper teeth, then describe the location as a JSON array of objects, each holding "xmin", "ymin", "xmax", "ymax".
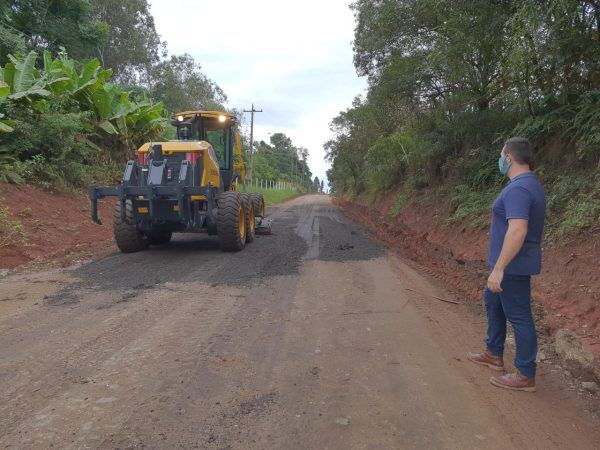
[{"xmin": 89, "ymin": 110, "xmax": 269, "ymax": 253}]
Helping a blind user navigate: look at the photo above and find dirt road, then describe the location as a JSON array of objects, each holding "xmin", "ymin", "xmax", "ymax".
[{"xmin": 1, "ymin": 194, "xmax": 598, "ymax": 449}]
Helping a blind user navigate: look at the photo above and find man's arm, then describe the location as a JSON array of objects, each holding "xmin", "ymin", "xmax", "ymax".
[{"xmin": 487, "ymin": 218, "xmax": 528, "ymax": 293}]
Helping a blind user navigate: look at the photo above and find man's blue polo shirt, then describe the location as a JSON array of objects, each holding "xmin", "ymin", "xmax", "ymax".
[{"xmin": 488, "ymin": 172, "xmax": 546, "ymax": 275}]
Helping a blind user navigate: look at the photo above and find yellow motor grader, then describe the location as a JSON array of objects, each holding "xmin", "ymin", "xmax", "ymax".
[{"xmin": 89, "ymin": 110, "xmax": 266, "ymax": 252}]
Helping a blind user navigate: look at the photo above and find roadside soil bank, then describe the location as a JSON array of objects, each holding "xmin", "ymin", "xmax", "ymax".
[
  {"xmin": 0, "ymin": 183, "xmax": 115, "ymax": 270},
  {"xmin": 336, "ymin": 192, "xmax": 600, "ymax": 376}
]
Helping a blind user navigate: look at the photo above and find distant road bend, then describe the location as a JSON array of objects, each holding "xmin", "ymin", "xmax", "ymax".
[{"xmin": 1, "ymin": 194, "xmax": 598, "ymax": 449}]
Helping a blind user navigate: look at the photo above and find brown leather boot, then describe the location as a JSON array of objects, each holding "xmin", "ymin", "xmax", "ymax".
[
  {"xmin": 467, "ymin": 350, "xmax": 505, "ymax": 371},
  {"xmin": 490, "ymin": 372, "xmax": 536, "ymax": 392}
]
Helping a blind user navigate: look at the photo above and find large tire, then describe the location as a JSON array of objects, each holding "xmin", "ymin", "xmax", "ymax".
[
  {"xmin": 113, "ymin": 200, "xmax": 149, "ymax": 253},
  {"xmin": 250, "ymin": 193, "xmax": 265, "ymax": 218},
  {"xmin": 217, "ymin": 192, "xmax": 246, "ymax": 251},
  {"xmin": 241, "ymin": 193, "xmax": 255, "ymax": 243},
  {"xmin": 147, "ymin": 231, "xmax": 172, "ymax": 246}
]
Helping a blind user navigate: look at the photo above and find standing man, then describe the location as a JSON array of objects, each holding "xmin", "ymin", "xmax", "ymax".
[{"xmin": 468, "ymin": 137, "xmax": 546, "ymax": 392}]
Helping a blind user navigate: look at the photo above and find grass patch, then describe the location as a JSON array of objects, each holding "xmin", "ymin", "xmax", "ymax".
[
  {"xmin": 545, "ymin": 172, "xmax": 600, "ymax": 236},
  {"xmin": 449, "ymin": 184, "xmax": 497, "ymax": 224},
  {"xmin": 249, "ymin": 187, "xmax": 300, "ymax": 205},
  {"xmin": 389, "ymin": 191, "xmax": 409, "ymax": 218}
]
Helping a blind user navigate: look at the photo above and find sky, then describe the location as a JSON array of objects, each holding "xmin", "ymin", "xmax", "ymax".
[{"xmin": 149, "ymin": 0, "xmax": 367, "ymax": 185}]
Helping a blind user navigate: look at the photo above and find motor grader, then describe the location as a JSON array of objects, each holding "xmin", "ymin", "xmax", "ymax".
[{"xmin": 89, "ymin": 110, "xmax": 266, "ymax": 252}]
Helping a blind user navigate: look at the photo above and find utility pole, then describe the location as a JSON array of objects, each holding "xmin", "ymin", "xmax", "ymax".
[{"xmin": 243, "ymin": 103, "xmax": 262, "ymax": 183}]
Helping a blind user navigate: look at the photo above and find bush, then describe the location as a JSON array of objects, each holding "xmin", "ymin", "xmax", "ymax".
[
  {"xmin": 364, "ymin": 132, "xmax": 414, "ymax": 193},
  {"xmin": 389, "ymin": 191, "xmax": 410, "ymax": 218},
  {"xmin": 0, "ymin": 204, "xmax": 27, "ymax": 247},
  {"xmin": 450, "ymin": 184, "xmax": 498, "ymax": 223},
  {"xmin": 545, "ymin": 172, "xmax": 600, "ymax": 235}
]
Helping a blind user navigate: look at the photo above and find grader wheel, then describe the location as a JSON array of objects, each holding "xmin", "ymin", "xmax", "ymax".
[
  {"xmin": 113, "ymin": 200, "xmax": 149, "ymax": 253},
  {"xmin": 217, "ymin": 192, "xmax": 246, "ymax": 251},
  {"xmin": 250, "ymin": 193, "xmax": 265, "ymax": 218},
  {"xmin": 241, "ymin": 193, "xmax": 256, "ymax": 243}
]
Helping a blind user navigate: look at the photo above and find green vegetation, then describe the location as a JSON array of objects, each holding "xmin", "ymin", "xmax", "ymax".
[
  {"xmin": 389, "ymin": 191, "xmax": 410, "ymax": 218},
  {"xmin": 251, "ymin": 133, "xmax": 313, "ymax": 191},
  {"xmin": 0, "ymin": 0, "xmax": 226, "ymax": 190},
  {"xmin": 0, "ymin": 203, "xmax": 27, "ymax": 247},
  {"xmin": 0, "ymin": 1, "xmax": 317, "ymax": 197},
  {"xmin": 251, "ymin": 187, "xmax": 298, "ymax": 205},
  {"xmin": 326, "ymin": 0, "xmax": 600, "ymax": 234}
]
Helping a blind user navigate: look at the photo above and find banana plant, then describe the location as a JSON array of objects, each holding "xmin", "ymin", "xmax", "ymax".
[
  {"xmin": 0, "ymin": 49, "xmax": 168, "ymax": 155},
  {"xmin": 1, "ymin": 51, "xmax": 50, "ymax": 100},
  {"xmin": 0, "ymin": 81, "xmax": 13, "ymax": 132}
]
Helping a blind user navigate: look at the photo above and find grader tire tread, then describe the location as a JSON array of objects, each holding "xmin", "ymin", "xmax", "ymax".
[
  {"xmin": 241, "ymin": 193, "xmax": 255, "ymax": 243},
  {"xmin": 218, "ymin": 192, "xmax": 246, "ymax": 251},
  {"xmin": 250, "ymin": 193, "xmax": 265, "ymax": 218},
  {"xmin": 113, "ymin": 200, "xmax": 149, "ymax": 253}
]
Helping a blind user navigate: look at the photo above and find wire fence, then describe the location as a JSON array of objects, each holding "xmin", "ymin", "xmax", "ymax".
[{"xmin": 248, "ymin": 179, "xmax": 295, "ymax": 190}]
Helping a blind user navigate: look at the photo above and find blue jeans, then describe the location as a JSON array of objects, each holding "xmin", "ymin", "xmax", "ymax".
[{"xmin": 484, "ymin": 274, "xmax": 537, "ymax": 378}]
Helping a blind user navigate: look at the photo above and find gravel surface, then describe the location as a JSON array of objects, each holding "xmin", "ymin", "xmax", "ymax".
[{"xmin": 1, "ymin": 194, "xmax": 599, "ymax": 449}]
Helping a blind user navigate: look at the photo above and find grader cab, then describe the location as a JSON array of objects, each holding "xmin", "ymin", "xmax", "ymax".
[{"xmin": 89, "ymin": 110, "xmax": 266, "ymax": 253}]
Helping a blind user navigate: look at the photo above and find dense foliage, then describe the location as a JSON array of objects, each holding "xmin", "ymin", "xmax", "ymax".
[
  {"xmin": 0, "ymin": 50, "xmax": 166, "ymax": 185},
  {"xmin": 327, "ymin": 0, "xmax": 599, "ymax": 233},
  {"xmin": 0, "ymin": 0, "xmax": 229, "ymax": 188},
  {"xmin": 252, "ymin": 133, "xmax": 313, "ymax": 190}
]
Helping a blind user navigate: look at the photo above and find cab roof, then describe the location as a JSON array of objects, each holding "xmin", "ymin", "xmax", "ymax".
[{"xmin": 174, "ymin": 110, "xmax": 236, "ymax": 122}]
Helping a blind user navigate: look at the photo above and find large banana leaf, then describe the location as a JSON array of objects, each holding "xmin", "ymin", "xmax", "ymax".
[
  {"xmin": 74, "ymin": 59, "xmax": 100, "ymax": 94},
  {"xmin": 2, "ymin": 63, "xmax": 15, "ymax": 89},
  {"xmin": 0, "ymin": 122, "xmax": 14, "ymax": 133},
  {"xmin": 0, "ymin": 81, "xmax": 9, "ymax": 100},
  {"xmin": 7, "ymin": 51, "xmax": 37, "ymax": 92},
  {"xmin": 0, "ymin": 113, "xmax": 14, "ymax": 133},
  {"xmin": 97, "ymin": 120, "xmax": 118, "ymax": 135},
  {"xmin": 91, "ymin": 87, "xmax": 114, "ymax": 120},
  {"xmin": 3, "ymin": 52, "xmax": 51, "ymax": 100}
]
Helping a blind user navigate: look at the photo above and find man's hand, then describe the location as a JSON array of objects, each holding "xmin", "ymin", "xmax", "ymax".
[
  {"xmin": 488, "ymin": 219, "xmax": 528, "ymax": 294},
  {"xmin": 487, "ymin": 267, "xmax": 504, "ymax": 293}
]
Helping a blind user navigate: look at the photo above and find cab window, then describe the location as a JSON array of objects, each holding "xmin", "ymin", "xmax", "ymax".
[{"xmin": 205, "ymin": 128, "xmax": 231, "ymax": 170}]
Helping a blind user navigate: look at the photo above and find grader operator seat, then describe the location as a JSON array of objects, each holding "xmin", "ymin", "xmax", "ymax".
[{"xmin": 177, "ymin": 125, "xmax": 193, "ymax": 140}]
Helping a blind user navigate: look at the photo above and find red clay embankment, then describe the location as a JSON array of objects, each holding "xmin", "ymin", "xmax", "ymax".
[
  {"xmin": 0, "ymin": 183, "xmax": 114, "ymax": 269},
  {"xmin": 336, "ymin": 192, "xmax": 600, "ymax": 372}
]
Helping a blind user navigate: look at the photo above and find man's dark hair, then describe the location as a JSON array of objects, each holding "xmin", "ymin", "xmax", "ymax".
[{"xmin": 504, "ymin": 137, "xmax": 534, "ymax": 168}]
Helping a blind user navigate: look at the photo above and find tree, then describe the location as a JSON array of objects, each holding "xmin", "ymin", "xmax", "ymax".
[
  {"xmin": 313, "ymin": 176, "xmax": 320, "ymax": 192},
  {"xmin": 328, "ymin": 0, "xmax": 600, "ymax": 200},
  {"xmin": 93, "ymin": 0, "xmax": 166, "ymax": 84},
  {"xmin": 149, "ymin": 54, "xmax": 226, "ymax": 112},
  {"xmin": 4, "ymin": 0, "xmax": 110, "ymax": 61},
  {"xmin": 320, "ymin": 179, "xmax": 324, "ymax": 193},
  {"xmin": 250, "ymin": 134, "xmax": 312, "ymax": 186},
  {"xmin": 352, "ymin": 0, "xmax": 511, "ymax": 112},
  {"xmin": 0, "ymin": 4, "xmax": 27, "ymax": 62}
]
